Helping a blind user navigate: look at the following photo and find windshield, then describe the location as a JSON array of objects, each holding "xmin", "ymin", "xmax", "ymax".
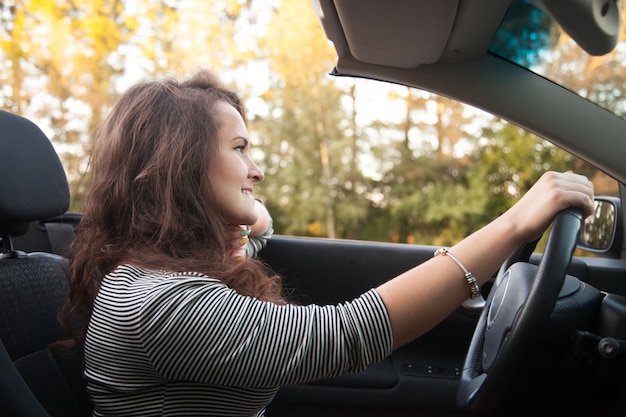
[{"xmin": 490, "ymin": 0, "xmax": 626, "ymax": 119}]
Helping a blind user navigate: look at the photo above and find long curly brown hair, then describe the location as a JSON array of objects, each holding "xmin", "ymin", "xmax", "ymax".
[{"xmin": 59, "ymin": 69, "xmax": 286, "ymax": 345}]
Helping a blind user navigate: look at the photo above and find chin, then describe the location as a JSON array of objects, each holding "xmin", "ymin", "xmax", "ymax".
[
  {"xmin": 244, "ymin": 214, "xmax": 258, "ymax": 226},
  {"xmin": 232, "ymin": 212, "xmax": 257, "ymax": 227}
]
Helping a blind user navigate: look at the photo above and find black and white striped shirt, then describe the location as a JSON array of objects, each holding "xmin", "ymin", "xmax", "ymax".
[{"xmin": 85, "ymin": 265, "xmax": 393, "ymax": 416}]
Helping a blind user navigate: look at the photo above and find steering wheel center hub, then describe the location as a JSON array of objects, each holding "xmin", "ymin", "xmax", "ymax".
[{"xmin": 483, "ymin": 263, "xmax": 537, "ymax": 371}]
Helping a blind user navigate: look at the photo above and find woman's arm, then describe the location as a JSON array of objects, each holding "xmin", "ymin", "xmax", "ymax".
[
  {"xmin": 250, "ymin": 198, "xmax": 272, "ymax": 237},
  {"xmin": 246, "ymin": 199, "xmax": 273, "ymax": 258},
  {"xmin": 376, "ymin": 171, "xmax": 594, "ymax": 349}
]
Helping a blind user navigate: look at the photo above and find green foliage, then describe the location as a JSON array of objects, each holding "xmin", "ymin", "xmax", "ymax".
[{"xmin": 0, "ymin": 0, "xmax": 621, "ymax": 246}]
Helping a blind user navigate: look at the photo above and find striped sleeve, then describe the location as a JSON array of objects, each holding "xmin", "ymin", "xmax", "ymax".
[{"xmin": 139, "ymin": 276, "xmax": 392, "ymax": 388}]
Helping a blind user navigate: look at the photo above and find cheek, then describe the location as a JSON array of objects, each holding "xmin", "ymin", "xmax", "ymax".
[
  {"xmin": 208, "ymin": 164, "xmax": 238, "ymax": 201},
  {"xmin": 214, "ymin": 153, "xmax": 244, "ymax": 177},
  {"xmin": 208, "ymin": 155, "xmax": 229, "ymax": 186}
]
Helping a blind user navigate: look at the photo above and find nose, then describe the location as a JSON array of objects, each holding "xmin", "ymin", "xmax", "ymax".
[{"xmin": 249, "ymin": 159, "xmax": 264, "ymax": 183}]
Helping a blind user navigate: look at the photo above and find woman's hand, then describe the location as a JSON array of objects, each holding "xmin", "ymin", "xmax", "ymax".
[
  {"xmin": 227, "ymin": 199, "xmax": 273, "ymax": 260},
  {"xmin": 227, "ymin": 225, "xmax": 251, "ymax": 261},
  {"xmin": 249, "ymin": 199, "xmax": 272, "ymax": 236},
  {"xmin": 501, "ymin": 171, "xmax": 595, "ymax": 244}
]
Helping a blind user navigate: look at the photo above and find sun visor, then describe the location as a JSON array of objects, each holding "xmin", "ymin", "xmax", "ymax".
[
  {"xmin": 334, "ymin": 0, "xmax": 457, "ymax": 67},
  {"xmin": 314, "ymin": 0, "xmax": 513, "ymax": 69}
]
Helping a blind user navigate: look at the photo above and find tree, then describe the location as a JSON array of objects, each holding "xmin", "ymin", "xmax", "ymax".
[
  {"xmin": 252, "ymin": 0, "xmax": 366, "ymax": 238},
  {"xmin": 1, "ymin": 0, "xmax": 621, "ymax": 242},
  {"xmin": 0, "ymin": 0, "xmax": 140, "ymax": 209}
]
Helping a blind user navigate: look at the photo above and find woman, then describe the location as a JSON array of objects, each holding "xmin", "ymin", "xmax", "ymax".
[{"xmin": 61, "ymin": 69, "xmax": 594, "ymax": 416}]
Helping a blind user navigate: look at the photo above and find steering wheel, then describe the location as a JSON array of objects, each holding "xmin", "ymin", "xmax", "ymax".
[{"xmin": 456, "ymin": 207, "xmax": 583, "ymax": 413}]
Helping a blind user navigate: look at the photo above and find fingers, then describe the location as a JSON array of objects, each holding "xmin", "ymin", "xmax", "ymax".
[
  {"xmin": 547, "ymin": 171, "xmax": 595, "ymax": 217},
  {"xmin": 227, "ymin": 225, "xmax": 251, "ymax": 261},
  {"xmin": 235, "ymin": 227, "xmax": 251, "ymax": 247},
  {"xmin": 505, "ymin": 171, "xmax": 595, "ymax": 243},
  {"xmin": 566, "ymin": 174, "xmax": 594, "ymax": 217}
]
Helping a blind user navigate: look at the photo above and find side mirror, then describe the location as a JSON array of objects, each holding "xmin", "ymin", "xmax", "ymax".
[{"xmin": 578, "ymin": 196, "xmax": 623, "ymax": 257}]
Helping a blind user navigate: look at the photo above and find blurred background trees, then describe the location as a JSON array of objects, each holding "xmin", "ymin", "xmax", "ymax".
[{"xmin": 0, "ymin": 0, "xmax": 622, "ymax": 244}]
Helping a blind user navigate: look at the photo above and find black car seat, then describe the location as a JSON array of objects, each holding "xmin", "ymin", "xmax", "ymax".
[{"xmin": 0, "ymin": 110, "xmax": 92, "ymax": 417}]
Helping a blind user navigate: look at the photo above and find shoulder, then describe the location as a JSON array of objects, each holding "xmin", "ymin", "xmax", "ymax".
[{"xmin": 100, "ymin": 264, "xmax": 225, "ymax": 298}]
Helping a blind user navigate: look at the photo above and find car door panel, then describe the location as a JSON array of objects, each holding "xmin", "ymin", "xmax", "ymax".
[
  {"xmin": 261, "ymin": 236, "xmax": 477, "ymax": 415},
  {"xmin": 261, "ymin": 235, "xmax": 626, "ymax": 415}
]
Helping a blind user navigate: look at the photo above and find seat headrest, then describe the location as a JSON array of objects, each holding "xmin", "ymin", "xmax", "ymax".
[{"xmin": 0, "ymin": 110, "xmax": 70, "ymax": 236}]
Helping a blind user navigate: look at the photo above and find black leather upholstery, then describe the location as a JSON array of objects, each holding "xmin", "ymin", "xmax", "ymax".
[
  {"xmin": 0, "ymin": 110, "xmax": 91, "ymax": 417},
  {"xmin": 0, "ymin": 110, "xmax": 70, "ymax": 236}
]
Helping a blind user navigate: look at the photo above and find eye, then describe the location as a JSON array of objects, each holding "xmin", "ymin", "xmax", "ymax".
[{"xmin": 233, "ymin": 138, "xmax": 249, "ymax": 154}]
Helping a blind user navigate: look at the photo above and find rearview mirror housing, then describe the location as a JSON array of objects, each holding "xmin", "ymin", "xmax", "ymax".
[{"xmin": 542, "ymin": 0, "xmax": 622, "ymax": 56}]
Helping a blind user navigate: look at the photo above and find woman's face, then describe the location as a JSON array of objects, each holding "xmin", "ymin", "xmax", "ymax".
[{"xmin": 208, "ymin": 101, "xmax": 265, "ymax": 226}]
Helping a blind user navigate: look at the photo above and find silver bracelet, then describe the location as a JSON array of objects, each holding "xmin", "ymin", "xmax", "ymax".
[{"xmin": 434, "ymin": 248, "xmax": 481, "ymax": 299}]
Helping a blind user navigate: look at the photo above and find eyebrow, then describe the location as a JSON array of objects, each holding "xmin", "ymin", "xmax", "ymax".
[{"xmin": 232, "ymin": 136, "xmax": 249, "ymax": 145}]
